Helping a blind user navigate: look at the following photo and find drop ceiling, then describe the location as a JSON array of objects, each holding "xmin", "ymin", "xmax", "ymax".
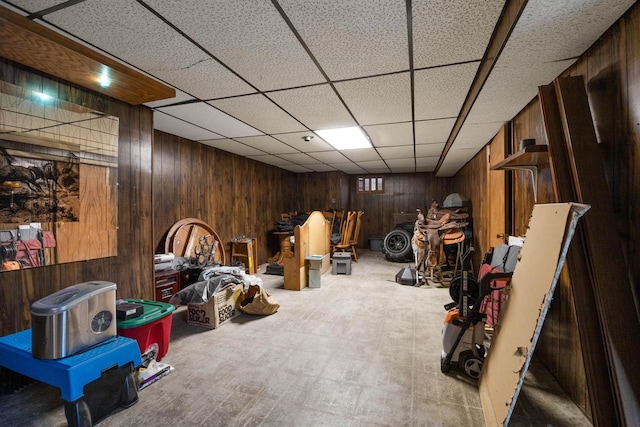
[{"xmin": 1, "ymin": 0, "xmax": 635, "ymax": 176}]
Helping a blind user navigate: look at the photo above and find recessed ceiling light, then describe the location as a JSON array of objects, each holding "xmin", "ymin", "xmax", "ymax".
[{"xmin": 315, "ymin": 126, "xmax": 371, "ymax": 150}]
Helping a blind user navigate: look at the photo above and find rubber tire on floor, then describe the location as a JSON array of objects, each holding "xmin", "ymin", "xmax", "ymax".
[
  {"xmin": 382, "ymin": 228, "xmax": 413, "ymax": 262},
  {"xmin": 463, "ymin": 357, "xmax": 483, "ymax": 380},
  {"xmin": 448, "ymin": 275, "xmax": 479, "ymax": 303}
]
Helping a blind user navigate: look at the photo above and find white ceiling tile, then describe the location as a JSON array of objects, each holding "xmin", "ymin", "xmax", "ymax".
[
  {"xmin": 309, "ymin": 151, "xmax": 351, "ymax": 163},
  {"xmin": 386, "ymin": 158, "xmax": 415, "ymax": 169},
  {"xmin": 279, "ymin": 0, "xmax": 409, "ymax": 80},
  {"xmin": 209, "ymin": 94, "xmax": 305, "ymax": 134},
  {"xmin": 304, "ymin": 164, "xmax": 337, "ymax": 172},
  {"xmin": 272, "ymin": 132, "xmax": 333, "ymax": 152},
  {"xmin": 157, "ymin": 103, "xmax": 262, "ymax": 138},
  {"xmin": 144, "ymin": 0, "xmax": 325, "ymax": 91},
  {"xmin": 501, "ymin": 0, "xmax": 636, "ymax": 68},
  {"xmin": 364, "ymin": 122, "xmax": 414, "ymax": 147},
  {"xmin": 268, "ymin": 85, "xmax": 356, "ymax": 130},
  {"xmin": 414, "ymin": 63, "xmax": 478, "ymax": 120},
  {"xmin": 334, "ymin": 73, "xmax": 411, "ymax": 125},
  {"xmin": 145, "ymin": 89, "xmax": 194, "ymax": 109},
  {"xmin": 366, "ymin": 167, "xmax": 393, "ymax": 174},
  {"xmin": 200, "ymin": 139, "xmax": 265, "ymax": 156},
  {"xmin": 416, "ymin": 143, "xmax": 445, "ymax": 158},
  {"xmin": 45, "ymin": 0, "xmax": 255, "ymax": 99},
  {"xmin": 453, "ymin": 123, "xmax": 503, "ymax": 149},
  {"xmin": 467, "ymin": 60, "xmax": 575, "ymax": 124},
  {"xmin": 334, "ymin": 163, "xmax": 367, "ymax": 174},
  {"xmin": 357, "ymin": 160, "xmax": 389, "ymax": 170},
  {"xmin": 153, "ymin": 111, "xmax": 224, "ymax": 141},
  {"xmin": 278, "ymin": 153, "xmax": 321, "ymax": 164},
  {"xmin": 412, "ymin": 0, "xmax": 504, "ymax": 68},
  {"xmin": 246, "ymin": 154, "xmax": 297, "ymax": 166},
  {"xmin": 414, "ymin": 118, "xmax": 456, "ymax": 144},
  {"xmin": 415, "ymin": 157, "xmax": 439, "ymax": 171},
  {"xmin": 233, "ymin": 135, "xmax": 298, "ymax": 154},
  {"xmin": 377, "ymin": 145, "xmax": 415, "ymax": 160},
  {"xmin": 342, "ymin": 148, "xmax": 383, "ymax": 163},
  {"xmin": 8, "ymin": 0, "xmax": 61, "ymax": 12}
]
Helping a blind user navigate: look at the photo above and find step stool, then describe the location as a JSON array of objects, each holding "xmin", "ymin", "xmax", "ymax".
[{"xmin": 332, "ymin": 252, "xmax": 352, "ymax": 275}]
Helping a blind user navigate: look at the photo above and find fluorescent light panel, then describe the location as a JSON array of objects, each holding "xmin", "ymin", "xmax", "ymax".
[{"xmin": 315, "ymin": 126, "xmax": 371, "ymax": 150}]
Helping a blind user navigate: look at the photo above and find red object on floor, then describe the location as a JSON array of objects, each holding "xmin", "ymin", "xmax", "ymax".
[{"xmin": 116, "ymin": 299, "xmax": 175, "ymax": 361}]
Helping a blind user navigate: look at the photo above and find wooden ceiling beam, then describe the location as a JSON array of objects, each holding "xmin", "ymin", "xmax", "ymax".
[{"xmin": 0, "ymin": 6, "xmax": 175, "ymax": 105}]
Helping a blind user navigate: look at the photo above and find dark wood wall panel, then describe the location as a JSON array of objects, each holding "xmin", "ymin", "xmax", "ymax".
[
  {"xmin": 347, "ymin": 173, "xmax": 451, "ymax": 248},
  {"xmin": 0, "ymin": 57, "xmax": 155, "ymax": 336},
  {"xmin": 152, "ymin": 131, "xmax": 297, "ymax": 265}
]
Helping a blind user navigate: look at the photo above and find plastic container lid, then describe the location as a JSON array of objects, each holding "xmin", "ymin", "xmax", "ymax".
[{"xmin": 116, "ymin": 299, "xmax": 175, "ymax": 328}]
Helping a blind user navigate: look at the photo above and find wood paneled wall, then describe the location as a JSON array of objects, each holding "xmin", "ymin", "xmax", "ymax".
[
  {"xmin": 347, "ymin": 173, "xmax": 451, "ymax": 247},
  {"xmin": 0, "ymin": 57, "xmax": 154, "ymax": 336},
  {"xmin": 453, "ymin": 2, "xmax": 640, "ymax": 418},
  {"xmin": 152, "ymin": 131, "xmax": 297, "ymax": 264}
]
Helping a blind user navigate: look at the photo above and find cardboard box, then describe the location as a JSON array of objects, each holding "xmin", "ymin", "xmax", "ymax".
[{"xmin": 186, "ymin": 284, "xmax": 243, "ymax": 329}]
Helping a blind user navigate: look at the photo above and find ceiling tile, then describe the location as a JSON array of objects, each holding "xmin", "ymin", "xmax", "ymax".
[
  {"xmin": 144, "ymin": 0, "xmax": 325, "ymax": 91},
  {"xmin": 246, "ymin": 154, "xmax": 297, "ymax": 166},
  {"xmin": 334, "ymin": 73, "xmax": 411, "ymax": 125},
  {"xmin": 157, "ymin": 103, "xmax": 262, "ymax": 138},
  {"xmin": 453, "ymin": 123, "xmax": 503, "ymax": 150},
  {"xmin": 342, "ymin": 148, "xmax": 383, "ymax": 163},
  {"xmin": 412, "ymin": 0, "xmax": 504, "ymax": 68},
  {"xmin": 414, "ymin": 62, "xmax": 478, "ymax": 120},
  {"xmin": 414, "ymin": 118, "xmax": 456, "ymax": 144},
  {"xmin": 279, "ymin": 0, "xmax": 409, "ymax": 80},
  {"xmin": 386, "ymin": 158, "xmax": 415, "ymax": 169},
  {"xmin": 364, "ymin": 122, "xmax": 414, "ymax": 147},
  {"xmin": 145, "ymin": 89, "xmax": 194, "ymax": 108},
  {"xmin": 154, "ymin": 111, "xmax": 224, "ymax": 141},
  {"xmin": 268, "ymin": 85, "xmax": 356, "ymax": 130},
  {"xmin": 357, "ymin": 160, "xmax": 389, "ymax": 170},
  {"xmin": 280, "ymin": 164, "xmax": 315, "ymax": 173},
  {"xmin": 45, "ymin": 0, "xmax": 255, "ymax": 99},
  {"xmin": 416, "ymin": 143, "xmax": 445, "ymax": 158},
  {"xmin": 278, "ymin": 153, "xmax": 321, "ymax": 164},
  {"xmin": 377, "ymin": 145, "xmax": 415, "ymax": 160},
  {"xmin": 233, "ymin": 135, "xmax": 298, "ymax": 154},
  {"xmin": 272, "ymin": 132, "xmax": 333, "ymax": 152},
  {"xmin": 334, "ymin": 163, "xmax": 367, "ymax": 174},
  {"xmin": 304, "ymin": 164, "xmax": 337, "ymax": 172},
  {"xmin": 366, "ymin": 167, "xmax": 393, "ymax": 174},
  {"xmin": 9, "ymin": 0, "xmax": 60, "ymax": 12},
  {"xmin": 200, "ymin": 138, "xmax": 265, "ymax": 156},
  {"xmin": 415, "ymin": 157, "xmax": 439, "ymax": 172},
  {"xmin": 209, "ymin": 94, "xmax": 305, "ymax": 134},
  {"xmin": 309, "ymin": 151, "xmax": 351, "ymax": 164}
]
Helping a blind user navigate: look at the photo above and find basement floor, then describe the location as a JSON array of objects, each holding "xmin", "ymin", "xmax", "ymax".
[{"xmin": 0, "ymin": 250, "xmax": 591, "ymax": 426}]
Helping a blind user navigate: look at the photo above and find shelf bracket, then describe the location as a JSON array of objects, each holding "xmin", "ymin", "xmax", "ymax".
[{"xmin": 502, "ymin": 166, "xmax": 539, "ymax": 202}]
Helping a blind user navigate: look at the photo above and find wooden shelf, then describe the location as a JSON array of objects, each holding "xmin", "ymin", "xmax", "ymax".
[
  {"xmin": 490, "ymin": 145, "xmax": 549, "ymax": 170},
  {"xmin": 491, "ymin": 145, "xmax": 548, "ymax": 202}
]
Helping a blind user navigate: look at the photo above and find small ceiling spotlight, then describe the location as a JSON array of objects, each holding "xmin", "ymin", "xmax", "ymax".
[{"xmin": 302, "ymin": 135, "xmax": 314, "ymax": 142}]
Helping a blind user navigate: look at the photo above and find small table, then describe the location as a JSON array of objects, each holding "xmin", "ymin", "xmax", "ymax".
[{"xmin": 0, "ymin": 329, "xmax": 141, "ymax": 426}]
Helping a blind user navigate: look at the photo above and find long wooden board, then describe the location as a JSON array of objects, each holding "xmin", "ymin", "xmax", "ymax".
[{"xmin": 479, "ymin": 203, "xmax": 589, "ymax": 426}]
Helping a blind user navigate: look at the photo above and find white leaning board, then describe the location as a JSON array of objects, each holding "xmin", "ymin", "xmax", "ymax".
[{"xmin": 479, "ymin": 203, "xmax": 590, "ymax": 427}]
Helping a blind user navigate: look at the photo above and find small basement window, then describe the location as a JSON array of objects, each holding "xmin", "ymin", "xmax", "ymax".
[{"xmin": 357, "ymin": 176, "xmax": 384, "ymax": 193}]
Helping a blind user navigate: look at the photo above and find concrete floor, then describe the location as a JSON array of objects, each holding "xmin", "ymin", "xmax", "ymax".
[{"xmin": 0, "ymin": 250, "xmax": 591, "ymax": 426}]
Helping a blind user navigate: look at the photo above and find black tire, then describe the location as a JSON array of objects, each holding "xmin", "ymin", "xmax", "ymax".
[{"xmin": 382, "ymin": 228, "xmax": 413, "ymax": 262}]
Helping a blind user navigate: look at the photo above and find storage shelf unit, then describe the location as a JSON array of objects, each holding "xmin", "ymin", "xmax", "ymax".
[
  {"xmin": 154, "ymin": 270, "xmax": 179, "ymax": 303},
  {"xmin": 231, "ymin": 237, "xmax": 257, "ymax": 274},
  {"xmin": 491, "ymin": 145, "xmax": 549, "ymax": 202}
]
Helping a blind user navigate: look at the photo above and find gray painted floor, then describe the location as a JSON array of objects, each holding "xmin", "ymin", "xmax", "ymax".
[{"xmin": 0, "ymin": 250, "xmax": 591, "ymax": 426}]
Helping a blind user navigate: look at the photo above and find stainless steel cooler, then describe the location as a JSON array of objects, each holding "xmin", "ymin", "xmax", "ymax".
[{"xmin": 31, "ymin": 281, "xmax": 117, "ymax": 359}]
